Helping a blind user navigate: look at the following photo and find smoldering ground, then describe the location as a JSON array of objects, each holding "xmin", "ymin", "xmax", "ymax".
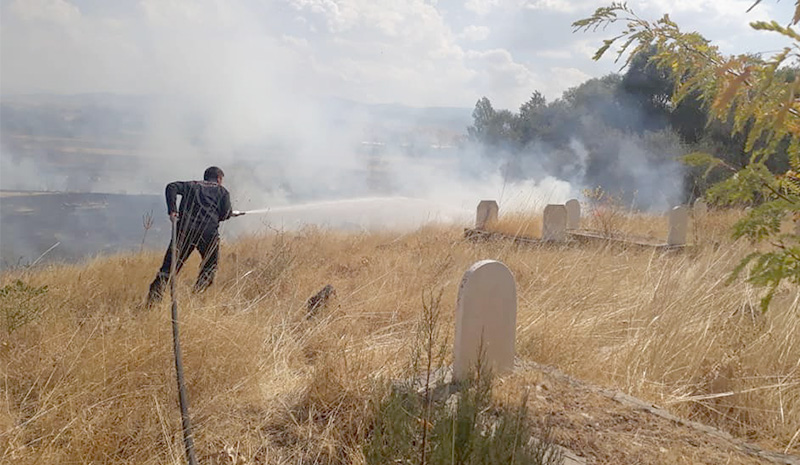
[{"xmin": 0, "ymin": 106, "xmax": 575, "ymax": 267}]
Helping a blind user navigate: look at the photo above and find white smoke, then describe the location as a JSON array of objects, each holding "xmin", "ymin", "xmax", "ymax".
[{"xmin": 1, "ymin": 0, "xmax": 665, "ymax": 257}]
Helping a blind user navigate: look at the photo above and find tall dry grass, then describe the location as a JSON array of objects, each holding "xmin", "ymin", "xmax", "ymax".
[
  {"xmin": 1, "ymin": 212, "xmax": 799, "ymax": 463},
  {"xmin": 490, "ymin": 199, "xmax": 749, "ymax": 244}
]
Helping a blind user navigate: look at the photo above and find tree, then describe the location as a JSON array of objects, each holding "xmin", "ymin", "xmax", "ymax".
[
  {"xmin": 519, "ymin": 91, "xmax": 546, "ymax": 119},
  {"xmin": 516, "ymin": 91, "xmax": 547, "ymax": 143},
  {"xmin": 621, "ymin": 45, "xmax": 708, "ymax": 140},
  {"xmin": 467, "ymin": 97, "xmax": 496, "ymax": 143},
  {"xmin": 574, "ymin": 2, "xmax": 800, "ymax": 310},
  {"xmin": 468, "ymin": 97, "xmax": 521, "ymax": 148}
]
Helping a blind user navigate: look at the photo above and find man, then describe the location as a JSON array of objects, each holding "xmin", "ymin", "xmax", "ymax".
[{"xmin": 146, "ymin": 166, "xmax": 235, "ymax": 306}]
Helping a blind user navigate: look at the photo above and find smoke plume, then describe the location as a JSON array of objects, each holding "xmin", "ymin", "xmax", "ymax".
[{"xmin": 0, "ymin": 0, "xmax": 683, "ymax": 265}]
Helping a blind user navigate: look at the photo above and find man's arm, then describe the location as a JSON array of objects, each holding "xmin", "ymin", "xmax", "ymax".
[
  {"xmin": 165, "ymin": 181, "xmax": 190, "ymax": 217},
  {"xmin": 218, "ymin": 188, "xmax": 233, "ymax": 221}
]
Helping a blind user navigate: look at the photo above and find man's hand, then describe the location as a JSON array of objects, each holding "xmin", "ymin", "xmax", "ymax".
[{"xmin": 169, "ymin": 212, "xmax": 179, "ymax": 221}]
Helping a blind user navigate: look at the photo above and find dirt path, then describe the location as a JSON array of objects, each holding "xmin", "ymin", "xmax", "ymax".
[{"xmin": 503, "ymin": 361, "xmax": 800, "ymax": 465}]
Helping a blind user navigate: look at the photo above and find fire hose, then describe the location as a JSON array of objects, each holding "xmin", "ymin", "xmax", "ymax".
[
  {"xmin": 169, "ymin": 215, "xmax": 198, "ymax": 465},
  {"xmin": 168, "ymin": 209, "xmax": 247, "ymax": 464},
  {"xmin": 168, "ymin": 209, "xmax": 249, "ymax": 464}
]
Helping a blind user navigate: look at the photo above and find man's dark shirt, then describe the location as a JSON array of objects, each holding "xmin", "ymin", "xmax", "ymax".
[{"xmin": 166, "ymin": 180, "xmax": 232, "ymax": 233}]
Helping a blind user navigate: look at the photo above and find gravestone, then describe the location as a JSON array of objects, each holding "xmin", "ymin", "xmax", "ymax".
[
  {"xmin": 667, "ymin": 205, "xmax": 689, "ymax": 246},
  {"xmin": 475, "ymin": 200, "xmax": 499, "ymax": 230},
  {"xmin": 542, "ymin": 204, "xmax": 567, "ymax": 242},
  {"xmin": 693, "ymin": 198, "xmax": 708, "ymax": 216},
  {"xmin": 454, "ymin": 260, "xmax": 517, "ymax": 381},
  {"xmin": 565, "ymin": 199, "xmax": 580, "ymax": 229}
]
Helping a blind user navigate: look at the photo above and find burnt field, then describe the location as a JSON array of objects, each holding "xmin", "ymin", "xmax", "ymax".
[
  {"xmin": 0, "ymin": 191, "xmax": 167, "ymax": 269},
  {"xmin": 0, "ymin": 94, "xmax": 472, "ymax": 268}
]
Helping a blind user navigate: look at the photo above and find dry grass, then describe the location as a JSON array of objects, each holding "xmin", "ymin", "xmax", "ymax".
[
  {"xmin": 487, "ymin": 212, "xmax": 542, "ymax": 238},
  {"xmin": 490, "ymin": 202, "xmax": 748, "ymax": 245},
  {"xmin": 1, "ymin": 212, "xmax": 799, "ymax": 464}
]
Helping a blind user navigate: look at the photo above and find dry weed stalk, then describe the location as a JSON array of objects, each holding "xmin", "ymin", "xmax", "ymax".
[
  {"xmin": 141, "ymin": 209, "xmax": 154, "ymax": 253},
  {"xmin": 583, "ymin": 187, "xmax": 629, "ymax": 238}
]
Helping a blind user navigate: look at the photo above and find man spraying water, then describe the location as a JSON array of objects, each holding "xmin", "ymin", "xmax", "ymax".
[{"xmin": 146, "ymin": 166, "xmax": 243, "ymax": 307}]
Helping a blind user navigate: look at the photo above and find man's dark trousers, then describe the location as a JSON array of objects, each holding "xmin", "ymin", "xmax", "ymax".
[{"xmin": 147, "ymin": 225, "xmax": 220, "ymax": 304}]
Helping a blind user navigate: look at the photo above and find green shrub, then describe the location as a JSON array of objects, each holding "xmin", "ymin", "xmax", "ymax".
[
  {"xmin": 364, "ymin": 290, "xmax": 563, "ymax": 465},
  {"xmin": 365, "ymin": 370, "xmax": 562, "ymax": 465},
  {"xmin": 0, "ymin": 279, "xmax": 48, "ymax": 334}
]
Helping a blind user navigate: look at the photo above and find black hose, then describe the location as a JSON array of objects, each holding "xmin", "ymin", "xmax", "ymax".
[{"xmin": 170, "ymin": 216, "xmax": 199, "ymax": 465}]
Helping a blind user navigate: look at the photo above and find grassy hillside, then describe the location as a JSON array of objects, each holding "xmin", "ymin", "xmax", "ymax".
[{"xmin": 1, "ymin": 210, "xmax": 798, "ymax": 464}]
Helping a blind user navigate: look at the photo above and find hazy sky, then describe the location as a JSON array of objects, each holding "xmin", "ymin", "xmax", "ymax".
[{"xmin": 1, "ymin": 0, "xmax": 797, "ymax": 109}]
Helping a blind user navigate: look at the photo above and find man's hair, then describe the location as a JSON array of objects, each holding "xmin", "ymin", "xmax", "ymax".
[{"xmin": 203, "ymin": 166, "xmax": 224, "ymax": 182}]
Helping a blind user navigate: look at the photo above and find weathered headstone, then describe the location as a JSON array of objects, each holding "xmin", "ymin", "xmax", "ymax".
[
  {"xmin": 454, "ymin": 260, "xmax": 517, "ymax": 381},
  {"xmin": 542, "ymin": 204, "xmax": 567, "ymax": 242},
  {"xmin": 565, "ymin": 199, "xmax": 580, "ymax": 229},
  {"xmin": 693, "ymin": 198, "xmax": 708, "ymax": 216},
  {"xmin": 475, "ymin": 200, "xmax": 499, "ymax": 230},
  {"xmin": 667, "ymin": 205, "xmax": 689, "ymax": 246}
]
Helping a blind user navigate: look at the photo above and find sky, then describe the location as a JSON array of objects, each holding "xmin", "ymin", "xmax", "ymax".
[{"xmin": 1, "ymin": 0, "xmax": 797, "ymax": 110}]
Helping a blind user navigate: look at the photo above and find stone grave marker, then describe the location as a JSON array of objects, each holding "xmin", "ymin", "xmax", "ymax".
[
  {"xmin": 454, "ymin": 260, "xmax": 517, "ymax": 381},
  {"xmin": 542, "ymin": 204, "xmax": 567, "ymax": 242},
  {"xmin": 475, "ymin": 200, "xmax": 499, "ymax": 230},
  {"xmin": 667, "ymin": 205, "xmax": 689, "ymax": 246},
  {"xmin": 565, "ymin": 199, "xmax": 580, "ymax": 229},
  {"xmin": 693, "ymin": 198, "xmax": 708, "ymax": 216}
]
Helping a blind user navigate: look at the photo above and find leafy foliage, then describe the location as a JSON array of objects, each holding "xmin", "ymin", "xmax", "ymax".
[
  {"xmin": 704, "ymin": 163, "xmax": 778, "ymax": 206},
  {"xmin": 574, "ymin": 2, "xmax": 800, "ymax": 310}
]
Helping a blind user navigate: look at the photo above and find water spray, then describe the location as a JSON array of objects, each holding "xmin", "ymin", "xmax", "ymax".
[{"xmin": 229, "ymin": 197, "xmax": 431, "ymax": 217}]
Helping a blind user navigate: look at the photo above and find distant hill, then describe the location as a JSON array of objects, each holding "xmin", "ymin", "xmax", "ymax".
[{"xmin": 0, "ymin": 93, "xmax": 472, "ymax": 142}]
